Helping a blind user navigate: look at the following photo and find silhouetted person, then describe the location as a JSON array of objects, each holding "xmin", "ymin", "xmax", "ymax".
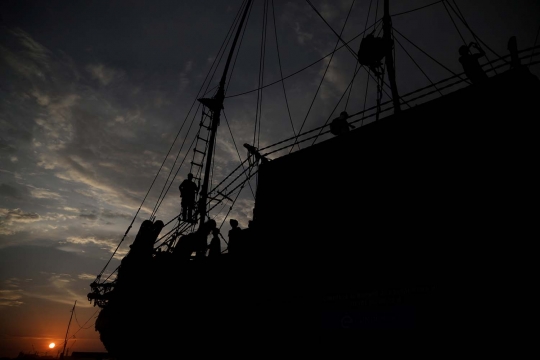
[
  {"xmin": 174, "ymin": 219, "xmax": 215, "ymax": 261},
  {"xmin": 196, "ymin": 219, "xmax": 216, "ymax": 259},
  {"xmin": 459, "ymin": 42, "xmax": 488, "ymax": 84},
  {"xmin": 174, "ymin": 231, "xmax": 198, "ymax": 261},
  {"xmin": 227, "ymin": 219, "xmax": 242, "ymax": 255},
  {"xmin": 330, "ymin": 111, "xmax": 355, "ymax": 136},
  {"xmin": 508, "ymin": 36, "xmax": 521, "ymax": 69},
  {"xmin": 244, "ymin": 143, "xmax": 269, "ymax": 165},
  {"xmin": 357, "ymin": 33, "xmax": 392, "ymax": 75},
  {"xmin": 179, "ymin": 173, "xmax": 199, "ymax": 223},
  {"xmin": 208, "ymin": 228, "xmax": 221, "ymax": 258}
]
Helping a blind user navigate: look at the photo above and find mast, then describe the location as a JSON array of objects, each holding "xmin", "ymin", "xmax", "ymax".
[
  {"xmin": 197, "ymin": 0, "xmax": 254, "ymax": 229},
  {"xmin": 60, "ymin": 300, "xmax": 76, "ymax": 360},
  {"xmin": 383, "ymin": 0, "xmax": 401, "ymax": 113}
]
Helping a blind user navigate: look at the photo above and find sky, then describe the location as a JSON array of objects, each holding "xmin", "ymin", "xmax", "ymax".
[{"xmin": 1, "ymin": 0, "xmax": 539, "ymax": 357}]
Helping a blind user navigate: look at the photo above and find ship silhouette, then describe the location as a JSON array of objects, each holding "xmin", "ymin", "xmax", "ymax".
[{"xmin": 86, "ymin": 0, "xmax": 540, "ymax": 357}]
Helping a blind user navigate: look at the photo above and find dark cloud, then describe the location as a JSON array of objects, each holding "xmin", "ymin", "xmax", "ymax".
[
  {"xmin": 101, "ymin": 209, "xmax": 131, "ymax": 220},
  {"xmin": 0, "ymin": 208, "xmax": 39, "ymax": 221},
  {"xmin": 0, "ymin": 138, "xmax": 17, "ymax": 154},
  {"xmin": 0, "ymin": 208, "xmax": 40, "ymax": 235},
  {"xmin": 79, "ymin": 213, "xmax": 97, "ymax": 220},
  {"xmin": 0, "ymin": 184, "xmax": 20, "ymax": 199}
]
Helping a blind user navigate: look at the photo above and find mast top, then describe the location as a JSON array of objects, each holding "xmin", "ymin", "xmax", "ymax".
[
  {"xmin": 196, "ymin": 0, "xmax": 254, "ymax": 230},
  {"xmin": 383, "ymin": 0, "xmax": 401, "ymax": 114}
]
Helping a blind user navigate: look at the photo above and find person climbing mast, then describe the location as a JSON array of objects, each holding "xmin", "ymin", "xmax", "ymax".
[{"xmin": 179, "ymin": 173, "xmax": 199, "ymax": 223}]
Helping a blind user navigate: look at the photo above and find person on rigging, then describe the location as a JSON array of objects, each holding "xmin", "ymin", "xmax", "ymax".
[
  {"xmin": 244, "ymin": 143, "xmax": 269, "ymax": 164},
  {"xmin": 330, "ymin": 111, "xmax": 355, "ymax": 136},
  {"xmin": 179, "ymin": 173, "xmax": 199, "ymax": 223},
  {"xmin": 458, "ymin": 42, "xmax": 488, "ymax": 84},
  {"xmin": 357, "ymin": 33, "xmax": 392, "ymax": 76}
]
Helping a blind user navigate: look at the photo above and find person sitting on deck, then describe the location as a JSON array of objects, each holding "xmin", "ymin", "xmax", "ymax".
[
  {"xmin": 208, "ymin": 228, "xmax": 221, "ymax": 258},
  {"xmin": 174, "ymin": 219, "xmax": 215, "ymax": 261},
  {"xmin": 227, "ymin": 219, "xmax": 242, "ymax": 256},
  {"xmin": 330, "ymin": 111, "xmax": 355, "ymax": 136},
  {"xmin": 179, "ymin": 173, "xmax": 199, "ymax": 223},
  {"xmin": 459, "ymin": 42, "xmax": 488, "ymax": 84}
]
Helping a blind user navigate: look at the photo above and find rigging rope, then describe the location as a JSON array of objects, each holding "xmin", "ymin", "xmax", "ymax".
[
  {"xmin": 223, "ymin": 110, "xmax": 256, "ymax": 199},
  {"xmin": 151, "ymin": 0, "xmax": 255, "ymax": 220},
  {"xmin": 304, "ymin": 0, "xmax": 358, "ymax": 60},
  {"xmin": 446, "ymin": 0, "xmax": 505, "ymax": 72},
  {"xmin": 290, "ymin": 0, "xmax": 356, "ymax": 152},
  {"xmin": 311, "ymin": 65, "xmax": 363, "ymax": 145},
  {"xmin": 59, "ymin": 308, "xmax": 100, "ymax": 352},
  {"xmin": 153, "ymin": 51, "xmax": 540, "ymax": 251},
  {"xmin": 93, "ymin": 0, "xmax": 251, "ymax": 282},
  {"xmin": 391, "ymin": 0, "xmax": 444, "ymax": 18},
  {"xmin": 225, "ymin": 19, "xmax": 382, "ymax": 99},
  {"xmin": 253, "ymin": 0, "xmax": 269, "ymax": 152},
  {"xmin": 226, "ymin": 0, "xmax": 255, "ymax": 95},
  {"xmin": 271, "ymin": 0, "xmax": 300, "ymax": 151},
  {"xmin": 392, "ymin": 26, "xmax": 471, "ymax": 85},
  {"xmin": 95, "ymin": 2, "xmax": 540, "ymax": 283},
  {"xmin": 394, "ymin": 35, "xmax": 444, "ymax": 97},
  {"xmin": 441, "ymin": 0, "xmax": 466, "ymax": 46},
  {"xmin": 150, "ymin": 0, "xmax": 247, "ymax": 220}
]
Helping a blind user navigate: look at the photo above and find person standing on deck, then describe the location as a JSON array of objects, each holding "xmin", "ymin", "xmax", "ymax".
[
  {"xmin": 459, "ymin": 42, "xmax": 488, "ymax": 84},
  {"xmin": 179, "ymin": 173, "xmax": 199, "ymax": 223},
  {"xmin": 208, "ymin": 228, "xmax": 221, "ymax": 258},
  {"xmin": 227, "ymin": 219, "xmax": 242, "ymax": 256}
]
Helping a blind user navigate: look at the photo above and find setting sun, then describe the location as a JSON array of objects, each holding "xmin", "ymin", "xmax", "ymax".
[{"xmin": 49, "ymin": 343, "xmax": 55, "ymax": 349}]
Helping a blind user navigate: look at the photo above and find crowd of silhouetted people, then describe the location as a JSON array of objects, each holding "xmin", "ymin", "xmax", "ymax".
[{"xmin": 166, "ymin": 217, "xmax": 256, "ymax": 261}]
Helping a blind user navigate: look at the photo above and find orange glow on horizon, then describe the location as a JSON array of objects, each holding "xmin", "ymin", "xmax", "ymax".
[{"xmin": 49, "ymin": 343, "xmax": 55, "ymax": 349}]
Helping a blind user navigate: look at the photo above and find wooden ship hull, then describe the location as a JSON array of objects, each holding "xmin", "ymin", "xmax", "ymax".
[{"xmin": 91, "ymin": 67, "xmax": 540, "ymax": 357}]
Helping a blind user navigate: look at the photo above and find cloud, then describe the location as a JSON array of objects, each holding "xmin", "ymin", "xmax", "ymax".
[
  {"xmin": 79, "ymin": 213, "xmax": 98, "ymax": 220},
  {"xmin": 0, "ymin": 28, "xmax": 50, "ymax": 80},
  {"xmin": 293, "ymin": 22, "xmax": 314, "ymax": 45},
  {"xmin": 319, "ymin": 1, "xmax": 340, "ymax": 22},
  {"xmin": 27, "ymin": 185, "xmax": 63, "ymax": 200},
  {"xmin": 0, "ymin": 184, "xmax": 23, "ymax": 199},
  {"xmin": 179, "ymin": 60, "xmax": 193, "ymax": 91},
  {"xmin": 13, "ymin": 28, "xmax": 51, "ymax": 64},
  {"xmin": 0, "ymin": 278, "xmax": 26, "ymax": 307},
  {"xmin": 101, "ymin": 209, "xmax": 131, "ymax": 220},
  {"xmin": 86, "ymin": 63, "xmax": 124, "ymax": 86},
  {"xmin": 14, "ymin": 273, "xmax": 92, "ymax": 307},
  {"xmin": 318, "ymin": 56, "xmax": 350, "ymax": 101},
  {"xmin": 0, "ymin": 208, "xmax": 40, "ymax": 235},
  {"xmin": 0, "ymin": 289, "xmax": 24, "ymax": 307},
  {"xmin": 281, "ymin": 2, "xmax": 314, "ymax": 45},
  {"xmin": 31, "ymin": 89, "xmax": 50, "ymax": 106},
  {"xmin": 65, "ymin": 235, "xmax": 128, "ymax": 258},
  {"xmin": 77, "ymin": 273, "xmax": 98, "ymax": 281}
]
